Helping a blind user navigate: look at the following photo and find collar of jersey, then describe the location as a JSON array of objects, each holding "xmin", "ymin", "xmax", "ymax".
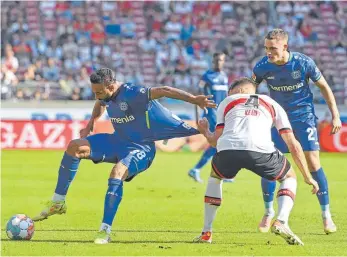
[{"xmin": 268, "ymin": 51, "xmax": 293, "ymax": 66}]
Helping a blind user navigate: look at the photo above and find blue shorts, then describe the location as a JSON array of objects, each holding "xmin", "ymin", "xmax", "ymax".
[
  {"xmin": 272, "ymin": 121, "xmax": 320, "ymax": 153},
  {"xmin": 86, "ymin": 133, "xmax": 156, "ymax": 180}
]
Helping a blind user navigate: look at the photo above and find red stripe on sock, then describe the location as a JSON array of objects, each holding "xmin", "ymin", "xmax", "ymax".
[
  {"xmin": 205, "ymin": 196, "xmax": 221, "ymax": 206},
  {"xmin": 277, "ymin": 189, "xmax": 296, "ymax": 201}
]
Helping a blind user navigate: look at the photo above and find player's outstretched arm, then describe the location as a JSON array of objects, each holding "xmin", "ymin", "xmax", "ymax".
[
  {"xmin": 80, "ymin": 100, "xmax": 106, "ymax": 138},
  {"xmin": 150, "ymin": 86, "xmax": 216, "ymax": 112},
  {"xmin": 281, "ymin": 132, "xmax": 319, "ymax": 194},
  {"xmin": 314, "ymin": 77, "xmax": 342, "ymax": 134}
]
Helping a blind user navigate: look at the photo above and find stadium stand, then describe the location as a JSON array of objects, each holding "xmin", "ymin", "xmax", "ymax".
[{"xmin": 1, "ymin": 1, "xmax": 346, "ymax": 104}]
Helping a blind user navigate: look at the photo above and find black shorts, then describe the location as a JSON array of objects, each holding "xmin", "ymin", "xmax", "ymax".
[{"xmin": 211, "ymin": 150, "xmax": 291, "ymax": 181}]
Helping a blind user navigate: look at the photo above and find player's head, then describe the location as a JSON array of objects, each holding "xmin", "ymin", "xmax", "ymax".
[
  {"xmin": 228, "ymin": 77, "xmax": 257, "ymax": 95},
  {"xmin": 90, "ymin": 68, "xmax": 117, "ymax": 100},
  {"xmin": 212, "ymin": 52, "xmax": 226, "ymax": 71},
  {"xmin": 264, "ymin": 29, "xmax": 289, "ymax": 63}
]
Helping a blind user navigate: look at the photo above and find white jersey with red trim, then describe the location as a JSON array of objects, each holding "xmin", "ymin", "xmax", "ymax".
[{"xmin": 216, "ymin": 94, "xmax": 292, "ymax": 153}]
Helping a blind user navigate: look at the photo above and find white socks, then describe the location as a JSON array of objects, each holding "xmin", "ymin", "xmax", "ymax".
[
  {"xmin": 322, "ymin": 205, "xmax": 332, "ymax": 220},
  {"xmin": 276, "ymin": 177, "xmax": 297, "ymax": 225},
  {"xmin": 203, "ymin": 177, "xmax": 223, "ymax": 232},
  {"xmin": 99, "ymin": 223, "xmax": 111, "ymax": 234},
  {"xmin": 52, "ymin": 193, "xmax": 66, "ymax": 202}
]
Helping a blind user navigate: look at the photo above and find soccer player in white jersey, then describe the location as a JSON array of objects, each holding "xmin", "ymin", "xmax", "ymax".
[{"xmin": 193, "ymin": 77, "xmax": 319, "ymax": 246}]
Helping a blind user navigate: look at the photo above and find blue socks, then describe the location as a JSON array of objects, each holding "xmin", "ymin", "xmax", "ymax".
[
  {"xmin": 54, "ymin": 152, "xmax": 80, "ymax": 196},
  {"xmin": 311, "ymin": 168, "xmax": 330, "ymax": 211},
  {"xmin": 102, "ymin": 178, "xmax": 123, "ymax": 226},
  {"xmin": 261, "ymin": 178, "xmax": 276, "ymax": 215},
  {"xmin": 194, "ymin": 147, "xmax": 216, "ymax": 170}
]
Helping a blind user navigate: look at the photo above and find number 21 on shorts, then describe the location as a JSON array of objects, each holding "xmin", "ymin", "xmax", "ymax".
[{"xmin": 306, "ymin": 127, "xmax": 317, "ymax": 141}]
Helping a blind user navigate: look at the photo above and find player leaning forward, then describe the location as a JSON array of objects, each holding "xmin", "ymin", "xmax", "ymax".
[
  {"xmin": 194, "ymin": 77, "xmax": 319, "ymax": 245},
  {"xmin": 254, "ymin": 29, "xmax": 341, "ymax": 234},
  {"xmin": 32, "ymin": 68, "xmax": 216, "ymax": 244}
]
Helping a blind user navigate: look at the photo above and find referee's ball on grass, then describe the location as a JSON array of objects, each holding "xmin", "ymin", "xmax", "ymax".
[{"xmin": 6, "ymin": 214, "xmax": 34, "ymax": 240}]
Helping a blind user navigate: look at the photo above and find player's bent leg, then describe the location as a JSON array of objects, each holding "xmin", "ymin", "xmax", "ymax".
[
  {"xmin": 95, "ymin": 162, "xmax": 128, "ymax": 245},
  {"xmin": 32, "ymin": 139, "xmax": 91, "ymax": 222},
  {"xmin": 304, "ymin": 151, "xmax": 336, "ymax": 234},
  {"xmin": 95, "ymin": 142, "xmax": 156, "ymax": 245},
  {"xmin": 258, "ymin": 178, "xmax": 276, "ymax": 233},
  {"xmin": 271, "ymin": 167, "xmax": 303, "ymax": 245},
  {"xmin": 193, "ymin": 171, "xmax": 222, "ymax": 244}
]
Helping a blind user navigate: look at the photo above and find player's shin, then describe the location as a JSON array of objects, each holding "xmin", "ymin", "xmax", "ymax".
[
  {"xmin": 203, "ymin": 177, "xmax": 222, "ymax": 233},
  {"xmin": 261, "ymin": 178, "xmax": 276, "ymax": 216},
  {"xmin": 53, "ymin": 152, "xmax": 80, "ymax": 201},
  {"xmin": 100, "ymin": 178, "xmax": 123, "ymax": 234},
  {"xmin": 276, "ymin": 177, "xmax": 297, "ymax": 225},
  {"xmin": 311, "ymin": 168, "xmax": 331, "ymax": 218}
]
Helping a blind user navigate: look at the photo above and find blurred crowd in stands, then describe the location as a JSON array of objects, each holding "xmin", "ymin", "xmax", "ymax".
[{"xmin": 1, "ymin": 1, "xmax": 347, "ymax": 104}]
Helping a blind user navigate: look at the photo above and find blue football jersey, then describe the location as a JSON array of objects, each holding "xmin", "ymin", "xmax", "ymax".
[
  {"xmin": 252, "ymin": 52, "xmax": 322, "ymax": 122},
  {"xmin": 100, "ymin": 83, "xmax": 199, "ymax": 143},
  {"xmin": 201, "ymin": 70, "xmax": 229, "ymax": 105},
  {"xmin": 201, "ymin": 70, "xmax": 229, "ymax": 128}
]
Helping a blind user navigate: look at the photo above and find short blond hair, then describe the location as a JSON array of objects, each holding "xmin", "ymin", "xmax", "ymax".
[{"xmin": 265, "ymin": 28, "xmax": 289, "ymax": 42}]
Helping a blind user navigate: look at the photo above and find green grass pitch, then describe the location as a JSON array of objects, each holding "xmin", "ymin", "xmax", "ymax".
[{"xmin": 1, "ymin": 150, "xmax": 347, "ymax": 256}]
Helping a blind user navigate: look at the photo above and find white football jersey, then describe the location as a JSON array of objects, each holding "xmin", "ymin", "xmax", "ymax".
[{"xmin": 215, "ymin": 94, "xmax": 292, "ymax": 153}]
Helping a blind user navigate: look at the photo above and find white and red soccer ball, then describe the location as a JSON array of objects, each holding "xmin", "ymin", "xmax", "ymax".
[{"xmin": 6, "ymin": 214, "xmax": 35, "ymax": 240}]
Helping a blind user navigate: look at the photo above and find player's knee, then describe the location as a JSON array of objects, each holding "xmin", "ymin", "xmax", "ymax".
[
  {"xmin": 282, "ymin": 167, "xmax": 297, "ymax": 180},
  {"xmin": 66, "ymin": 139, "xmax": 90, "ymax": 159}
]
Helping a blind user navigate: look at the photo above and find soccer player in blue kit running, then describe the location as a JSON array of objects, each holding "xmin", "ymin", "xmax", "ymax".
[
  {"xmin": 32, "ymin": 68, "xmax": 216, "ymax": 244},
  {"xmin": 188, "ymin": 52, "xmax": 233, "ymax": 183},
  {"xmin": 252, "ymin": 29, "xmax": 342, "ymax": 234}
]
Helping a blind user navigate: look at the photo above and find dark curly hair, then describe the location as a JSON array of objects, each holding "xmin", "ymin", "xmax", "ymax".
[{"xmin": 90, "ymin": 68, "xmax": 116, "ymax": 86}]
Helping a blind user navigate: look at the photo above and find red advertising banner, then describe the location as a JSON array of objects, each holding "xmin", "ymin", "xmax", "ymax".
[
  {"xmin": 2, "ymin": 120, "xmax": 346, "ymax": 152},
  {"xmin": 319, "ymin": 123, "xmax": 347, "ymax": 152}
]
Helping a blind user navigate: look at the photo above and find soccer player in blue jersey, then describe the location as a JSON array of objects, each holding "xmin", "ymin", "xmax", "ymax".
[
  {"xmin": 188, "ymin": 52, "xmax": 233, "ymax": 183},
  {"xmin": 252, "ymin": 29, "xmax": 342, "ymax": 234},
  {"xmin": 32, "ymin": 68, "xmax": 216, "ymax": 244}
]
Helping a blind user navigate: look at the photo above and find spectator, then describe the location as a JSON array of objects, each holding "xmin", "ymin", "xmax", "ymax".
[
  {"xmin": 63, "ymin": 35, "xmax": 78, "ymax": 59},
  {"xmin": 2, "ymin": 48, "xmax": 19, "ymax": 73},
  {"xmin": 43, "ymin": 58, "xmax": 60, "ymax": 82},
  {"xmin": 165, "ymin": 14, "xmax": 182, "ymax": 41},
  {"xmin": 180, "ymin": 16, "xmax": 195, "ymax": 42},
  {"xmin": 138, "ymin": 32, "xmax": 157, "ymax": 52}
]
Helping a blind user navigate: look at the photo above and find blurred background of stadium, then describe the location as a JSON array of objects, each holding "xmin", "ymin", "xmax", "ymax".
[{"xmin": 1, "ymin": 1, "xmax": 347, "ymax": 152}]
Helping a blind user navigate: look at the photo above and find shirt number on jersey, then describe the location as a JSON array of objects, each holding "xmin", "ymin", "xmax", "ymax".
[
  {"xmin": 132, "ymin": 150, "xmax": 146, "ymax": 160},
  {"xmin": 306, "ymin": 127, "xmax": 317, "ymax": 141},
  {"xmin": 245, "ymin": 95, "xmax": 259, "ymax": 108}
]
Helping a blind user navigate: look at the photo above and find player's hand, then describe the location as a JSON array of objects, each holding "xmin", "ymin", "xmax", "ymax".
[
  {"xmin": 330, "ymin": 117, "xmax": 342, "ymax": 134},
  {"xmin": 194, "ymin": 95, "xmax": 217, "ymax": 114},
  {"xmin": 79, "ymin": 126, "xmax": 92, "ymax": 138},
  {"xmin": 197, "ymin": 118, "xmax": 210, "ymax": 134},
  {"xmin": 304, "ymin": 177, "xmax": 319, "ymax": 194}
]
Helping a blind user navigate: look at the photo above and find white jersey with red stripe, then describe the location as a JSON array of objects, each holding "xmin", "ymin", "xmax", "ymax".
[{"xmin": 216, "ymin": 94, "xmax": 292, "ymax": 153}]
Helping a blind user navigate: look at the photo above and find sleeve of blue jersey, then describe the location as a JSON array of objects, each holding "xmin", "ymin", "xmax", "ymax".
[
  {"xmin": 252, "ymin": 63, "xmax": 263, "ymax": 85},
  {"xmin": 126, "ymin": 84, "xmax": 151, "ymax": 106},
  {"xmin": 307, "ymin": 57, "xmax": 322, "ymax": 82}
]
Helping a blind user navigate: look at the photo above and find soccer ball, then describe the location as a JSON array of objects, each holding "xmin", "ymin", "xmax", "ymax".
[{"xmin": 6, "ymin": 214, "xmax": 35, "ymax": 240}]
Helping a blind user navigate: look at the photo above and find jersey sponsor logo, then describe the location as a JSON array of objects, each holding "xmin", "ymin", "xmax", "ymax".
[
  {"xmin": 268, "ymin": 82, "xmax": 304, "ymax": 92},
  {"xmin": 119, "ymin": 102, "xmax": 128, "ymax": 111},
  {"xmin": 291, "ymin": 70, "xmax": 301, "ymax": 79},
  {"xmin": 110, "ymin": 115, "xmax": 135, "ymax": 124}
]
